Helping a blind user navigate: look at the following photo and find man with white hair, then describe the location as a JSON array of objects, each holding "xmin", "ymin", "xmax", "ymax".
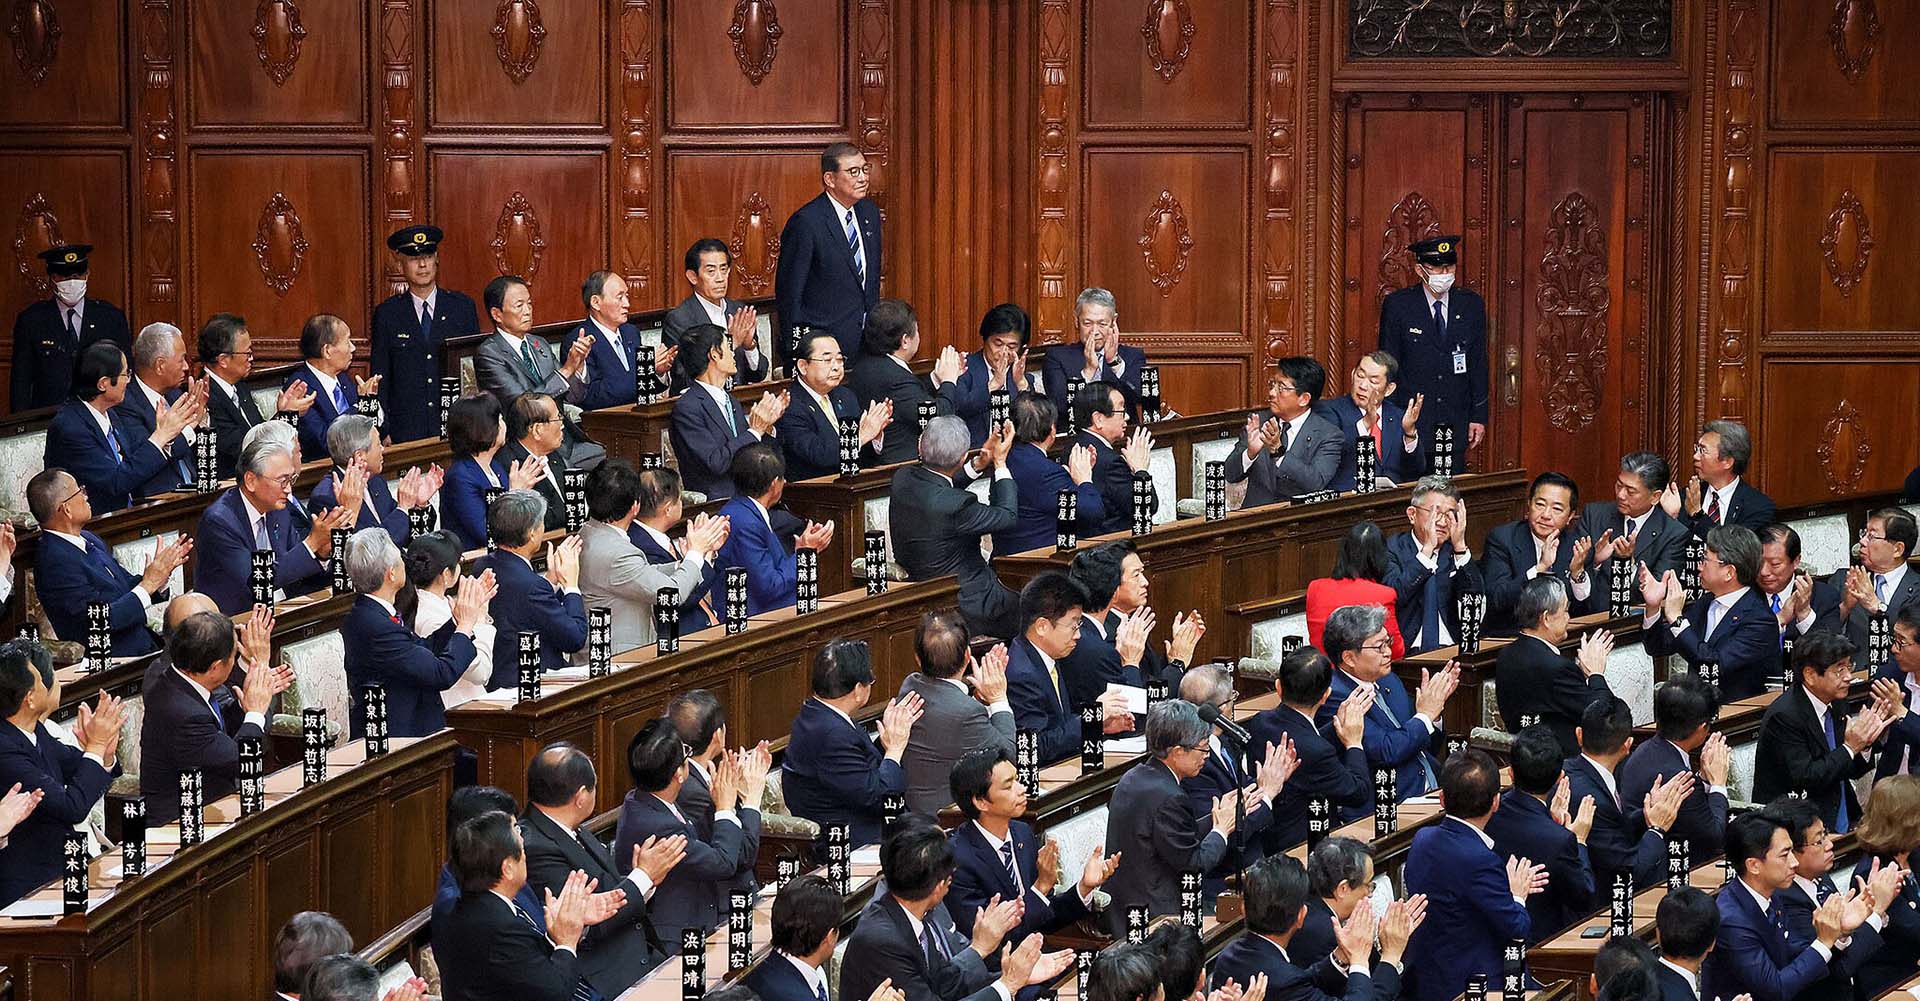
[
  {"xmin": 888, "ymin": 415, "xmax": 1020, "ymax": 638},
  {"xmin": 192, "ymin": 437, "xmax": 352, "ymax": 614},
  {"xmin": 308, "ymin": 413, "xmax": 443, "ymax": 548},
  {"xmin": 341, "ymin": 527, "xmax": 491, "ymax": 738},
  {"xmin": 111, "ymin": 321, "xmax": 204, "ymax": 498},
  {"xmin": 241, "ymin": 419, "xmax": 313, "ymax": 534},
  {"xmin": 1041, "ymin": 288, "xmax": 1149, "ymax": 421}
]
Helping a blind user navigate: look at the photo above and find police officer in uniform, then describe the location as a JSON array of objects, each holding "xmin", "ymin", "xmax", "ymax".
[
  {"xmin": 10, "ymin": 244, "xmax": 132, "ymax": 413},
  {"xmin": 370, "ymin": 225, "xmax": 480, "ymax": 443},
  {"xmin": 1379, "ymin": 235, "xmax": 1488, "ymax": 462}
]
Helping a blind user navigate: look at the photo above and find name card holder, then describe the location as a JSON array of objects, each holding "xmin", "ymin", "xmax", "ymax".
[{"xmin": 517, "ymin": 631, "xmax": 542, "ymax": 703}]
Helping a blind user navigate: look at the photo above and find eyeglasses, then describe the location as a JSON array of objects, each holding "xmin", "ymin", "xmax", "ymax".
[
  {"xmin": 1412, "ymin": 505, "xmax": 1454, "ymax": 519},
  {"xmin": 256, "ymin": 473, "xmax": 297, "ymax": 489},
  {"xmin": 529, "ymin": 417, "xmax": 561, "ymax": 427},
  {"xmin": 1860, "ymin": 530, "xmax": 1889, "ymax": 543},
  {"xmin": 57, "ymin": 484, "xmax": 87, "ymax": 508},
  {"xmin": 804, "ymin": 355, "xmax": 845, "ymax": 365},
  {"xmin": 1271, "ymin": 382, "xmax": 1299, "ymax": 394},
  {"xmin": 1359, "ymin": 639, "xmax": 1395, "ymax": 656},
  {"xmin": 839, "ymin": 165, "xmax": 870, "ymax": 177},
  {"xmin": 220, "ymin": 349, "xmax": 255, "ymax": 359},
  {"xmin": 1894, "ymin": 632, "xmax": 1917, "ymax": 651}
]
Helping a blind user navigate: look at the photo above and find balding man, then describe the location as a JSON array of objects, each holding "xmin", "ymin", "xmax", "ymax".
[
  {"xmin": 111, "ymin": 322, "xmax": 200, "ymax": 498},
  {"xmin": 341, "ymin": 527, "xmax": 487, "ymax": 738},
  {"xmin": 285, "ymin": 314, "xmax": 379, "ymax": 464},
  {"xmin": 889, "ymin": 415, "xmax": 1019, "ymax": 639},
  {"xmin": 27, "ymin": 467, "xmax": 189, "ymax": 656},
  {"xmin": 193, "ymin": 438, "xmax": 351, "ymax": 615},
  {"xmin": 308, "ymin": 413, "xmax": 442, "ymax": 548}
]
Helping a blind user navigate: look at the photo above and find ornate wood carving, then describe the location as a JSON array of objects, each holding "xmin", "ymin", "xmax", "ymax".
[
  {"xmin": 11, "ymin": 192, "xmax": 63, "ymax": 298},
  {"xmin": 491, "ymin": 0, "xmax": 546, "ymax": 84},
  {"xmin": 616, "ymin": 0, "xmax": 654, "ymax": 298},
  {"xmin": 6, "ymin": 0, "xmax": 59, "ymax": 85},
  {"xmin": 1533, "ymin": 192, "xmax": 1610, "ymax": 433},
  {"xmin": 1138, "ymin": 190, "xmax": 1194, "ymax": 294},
  {"xmin": 727, "ymin": 0, "xmax": 783, "ymax": 86},
  {"xmin": 855, "ymin": 0, "xmax": 889, "ymax": 211},
  {"xmin": 489, "ymin": 191, "xmax": 547, "ymax": 281},
  {"xmin": 1819, "ymin": 188, "xmax": 1873, "ymax": 298},
  {"xmin": 1815, "ymin": 399, "xmax": 1872, "ymax": 495},
  {"xmin": 1828, "ymin": 0, "xmax": 1880, "ymax": 82},
  {"xmin": 1141, "ymin": 0, "xmax": 1196, "ymax": 82},
  {"xmin": 1376, "ymin": 191, "xmax": 1442, "ymax": 308},
  {"xmin": 1711, "ymin": 0, "xmax": 1758, "ymax": 420},
  {"xmin": 137, "ymin": 0, "xmax": 179, "ymax": 306},
  {"xmin": 1349, "ymin": 0, "xmax": 1671, "ymax": 58},
  {"xmin": 1035, "ymin": 0, "xmax": 1072, "ymax": 342},
  {"xmin": 251, "ymin": 193, "xmax": 310, "ymax": 297},
  {"xmin": 727, "ymin": 192, "xmax": 780, "ymax": 297},
  {"xmin": 251, "ymin": 0, "xmax": 307, "ymax": 86},
  {"xmin": 1262, "ymin": 0, "xmax": 1299, "ymax": 366},
  {"xmin": 380, "ymin": 0, "xmax": 418, "ymax": 289}
]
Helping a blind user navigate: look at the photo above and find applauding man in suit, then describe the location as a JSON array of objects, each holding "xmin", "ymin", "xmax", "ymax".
[
  {"xmin": 1831, "ymin": 507, "xmax": 1920, "ymax": 667},
  {"xmin": 1226, "ymin": 356, "xmax": 1344, "ymax": 507},
  {"xmin": 1641, "ymin": 525, "xmax": 1778, "ymax": 699},
  {"xmin": 778, "ymin": 330, "xmax": 890, "ymax": 480},
  {"xmin": 890, "ymin": 416, "xmax": 1018, "ymax": 638},
  {"xmin": 1752, "ymin": 632, "xmax": 1887, "ymax": 834},
  {"xmin": 139, "ymin": 611, "xmax": 292, "ymax": 824},
  {"xmin": 897, "ymin": 613, "xmax": 1017, "ymax": 815},
  {"xmin": 1494, "ymin": 576, "xmax": 1613, "ymax": 757},
  {"xmin": 477, "ymin": 489, "xmax": 589, "ymax": 691},
  {"xmin": 1482, "ymin": 472, "xmax": 1593, "ymax": 634},
  {"xmin": 945, "ymin": 746, "xmax": 1118, "ymax": 941},
  {"xmin": 0, "ymin": 640, "xmax": 118, "ymax": 906},
  {"xmin": 1210, "ymin": 853, "xmax": 1418, "ymax": 1001},
  {"xmin": 563, "ymin": 270, "xmax": 667, "ymax": 412},
  {"xmin": 1042, "ymin": 289, "xmax": 1147, "ymax": 421},
  {"xmin": 782, "ymin": 638, "xmax": 921, "ymax": 846},
  {"xmin": 664, "ymin": 240, "xmax": 767, "ymax": 392},
  {"xmin": 1664, "ymin": 420, "xmax": 1776, "ymax": 539},
  {"xmin": 669, "ymin": 324, "xmax": 788, "ymax": 500},
  {"xmin": 1316, "ymin": 350, "xmax": 1425, "ymax": 491},
  {"xmin": 1072, "ymin": 380, "xmax": 1156, "ymax": 536},
  {"xmin": 1485, "ymin": 726, "xmax": 1598, "ymax": 941},
  {"xmin": 1316, "ymin": 604, "xmax": 1458, "ymax": 803},
  {"xmin": 1617, "ymin": 675, "xmax": 1731, "ymax": 857},
  {"xmin": 341, "ymin": 527, "xmax": 487, "ymax": 738},
  {"xmin": 197, "ymin": 312, "xmax": 314, "ymax": 480},
  {"xmin": 850, "ymin": 299, "xmax": 966, "ymax": 465},
  {"xmin": 715, "ymin": 443, "xmax": 835, "ymax": 616},
  {"xmin": 46, "ymin": 341, "xmax": 204, "ymax": 514},
  {"xmin": 1583, "ymin": 453, "xmax": 1688, "ymax": 603},
  {"xmin": 1566, "ymin": 697, "xmax": 1692, "ymax": 893},
  {"xmin": 1708, "ymin": 813, "xmax": 1872, "ymax": 1001},
  {"xmin": 28, "ymin": 468, "xmax": 187, "ymax": 656},
  {"xmin": 1247, "ymin": 645, "xmax": 1374, "ymax": 852}
]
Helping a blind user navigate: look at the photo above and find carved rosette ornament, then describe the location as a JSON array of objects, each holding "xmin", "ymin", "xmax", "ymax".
[
  {"xmin": 489, "ymin": 191, "xmax": 547, "ymax": 282},
  {"xmin": 1815, "ymin": 399, "xmax": 1871, "ymax": 495},
  {"xmin": 1533, "ymin": 192, "xmax": 1609, "ymax": 433},
  {"xmin": 12, "ymin": 192, "xmax": 63, "ymax": 298},
  {"xmin": 727, "ymin": 191, "xmax": 780, "ymax": 297},
  {"xmin": 252, "ymin": 193, "xmax": 309, "ymax": 297},
  {"xmin": 1820, "ymin": 188, "xmax": 1873, "ymax": 298},
  {"xmin": 491, "ymin": 0, "xmax": 546, "ymax": 84},
  {"xmin": 1141, "ymin": 0, "xmax": 1195, "ymax": 82},
  {"xmin": 7, "ymin": 0, "xmax": 59, "ymax": 85},
  {"xmin": 728, "ymin": 0, "xmax": 783, "ymax": 86},
  {"xmin": 251, "ymin": 0, "xmax": 307, "ymax": 86},
  {"xmin": 1828, "ymin": 0, "xmax": 1881, "ymax": 82},
  {"xmin": 1138, "ymin": 190, "xmax": 1194, "ymax": 295},
  {"xmin": 1377, "ymin": 191, "xmax": 1442, "ymax": 306}
]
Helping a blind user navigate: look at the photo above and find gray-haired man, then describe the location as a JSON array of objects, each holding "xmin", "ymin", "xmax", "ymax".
[
  {"xmin": 890, "ymin": 415, "xmax": 1021, "ymax": 639},
  {"xmin": 341, "ymin": 526, "xmax": 491, "ymax": 738}
]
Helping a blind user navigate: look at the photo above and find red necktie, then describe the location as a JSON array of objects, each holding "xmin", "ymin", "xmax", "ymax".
[{"xmin": 1706, "ymin": 489, "xmax": 1721, "ymax": 525}]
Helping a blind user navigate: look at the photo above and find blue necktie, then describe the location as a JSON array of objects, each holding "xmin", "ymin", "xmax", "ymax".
[
  {"xmin": 104, "ymin": 422, "xmax": 123, "ymax": 462},
  {"xmin": 845, "ymin": 209, "xmax": 865, "ymax": 286},
  {"xmin": 1432, "ymin": 300, "xmax": 1447, "ymax": 338},
  {"xmin": 1369, "ymin": 682, "xmax": 1437, "ymax": 794},
  {"xmin": 1771, "ymin": 592, "xmax": 1784, "ymax": 648},
  {"xmin": 921, "ymin": 920, "xmax": 949, "ymax": 963},
  {"xmin": 1823, "ymin": 711, "xmax": 1851, "ymax": 833},
  {"xmin": 332, "ymin": 383, "xmax": 348, "ymax": 414},
  {"xmin": 1420, "ymin": 558, "xmax": 1444, "ymax": 652}
]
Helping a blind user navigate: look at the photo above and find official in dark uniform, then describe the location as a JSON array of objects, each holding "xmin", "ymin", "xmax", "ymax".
[
  {"xmin": 370, "ymin": 225, "xmax": 479, "ymax": 443},
  {"xmin": 11, "ymin": 244, "xmax": 131, "ymax": 413},
  {"xmin": 1379, "ymin": 235, "xmax": 1488, "ymax": 459}
]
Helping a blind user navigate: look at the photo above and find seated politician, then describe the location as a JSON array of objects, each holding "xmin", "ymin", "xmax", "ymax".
[
  {"xmin": 953, "ymin": 303, "xmax": 1041, "ymax": 447},
  {"xmin": 110, "ymin": 322, "xmax": 201, "ymax": 499},
  {"xmin": 850, "ymin": 299, "xmax": 966, "ymax": 464},
  {"xmin": 198, "ymin": 311, "xmax": 316, "ymax": 481},
  {"xmin": 1383, "ymin": 475, "xmax": 1484, "ymax": 653},
  {"xmin": 1640, "ymin": 525, "xmax": 1777, "ymax": 699},
  {"xmin": 0, "ymin": 639, "xmax": 121, "ymax": 907},
  {"xmin": 668, "ymin": 322, "xmax": 788, "ymax": 500},
  {"xmin": 472, "ymin": 274, "xmax": 590, "ymax": 411},
  {"xmin": 560, "ymin": 270, "xmax": 669, "ymax": 412},
  {"xmin": 1305, "ymin": 521, "xmax": 1405, "ymax": 659},
  {"xmin": 139, "ymin": 611, "xmax": 291, "ymax": 824},
  {"xmin": 890, "ymin": 415, "xmax": 1019, "ymax": 638},
  {"xmin": 308, "ymin": 413, "xmax": 443, "ymax": 548},
  {"xmin": 441, "ymin": 395, "xmax": 542, "ymax": 551},
  {"xmin": 1005, "ymin": 572, "xmax": 1132, "ymax": 765},
  {"xmin": 1751, "ymin": 631, "xmax": 1885, "ymax": 836},
  {"xmin": 1485, "ymin": 726, "xmax": 1598, "ymax": 942},
  {"xmin": 1494, "ymin": 576, "xmax": 1614, "ymax": 757},
  {"xmin": 1225, "ymin": 356, "xmax": 1343, "ymax": 508},
  {"xmin": 897, "ymin": 611, "xmax": 1017, "ymax": 816},
  {"xmin": 1757, "ymin": 524, "xmax": 1841, "ymax": 645},
  {"xmin": 1074, "ymin": 539, "xmax": 1203, "ymax": 692},
  {"xmin": 1831, "ymin": 507, "xmax": 1920, "ymax": 667},
  {"xmin": 1207, "ymin": 853, "xmax": 1415, "ymax": 1001},
  {"xmin": 340, "ymin": 527, "xmax": 486, "ymax": 738},
  {"xmin": 1316, "ymin": 604, "xmax": 1458, "ymax": 803},
  {"xmin": 777, "ymin": 329, "xmax": 889, "ymax": 480},
  {"xmin": 406, "ymin": 531, "xmax": 496, "ymax": 710},
  {"xmin": 1071, "ymin": 380, "xmax": 1156, "ymax": 536},
  {"xmin": 193, "ymin": 437, "xmax": 350, "ymax": 614},
  {"xmin": 781, "ymin": 638, "xmax": 920, "ymax": 846},
  {"xmin": 625, "ymin": 465, "xmax": 724, "ymax": 632},
  {"xmin": 1706, "ymin": 813, "xmax": 1869, "ymax": 1001},
  {"xmin": 1582, "ymin": 452, "xmax": 1689, "ymax": 605},
  {"xmin": 1315, "ymin": 350, "xmax": 1425, "ymax": 491},
  {"xmin": 714, "ymin": 442, "xmax": 834, "ymax": 617},
  {"xmin": 662, "ymin": 238, "xmax": 769, "ymax": 394},
  {"xmin": 284, "ymin": 313, "xmax": 378, "ymax": 464},
  {"xmin": 741, "ymin": 875, "xmax": 842, "ymax": 1001},
  {"xmin": 1761, "ymin": 794, "xmax": 1903, "ymax": 1001},
  {"xmin": 945, "ymin": 745, "xmax": 1117, "ymax": 941},
  {"xmin": 580, "ymin": 460, "xmax": 727, "ymax": 652},
  {"xmin": 45, "ymin": 340, "xmax": 203, "ymax": 514},
  {"xmin": 505, "ymin": 392, "xmax": 586, "ymax": 533},
  {"xmin": 1246, "ymin": 645, "xmax": 1373, "ymax": 853},
  {"xmin": 475, "ymin": 489, "xmax": 587, "ymax": 691},
  {"xmin": 1568, "ymin": 696, "xmax": 1690, "ymax": 894},
  {"xmin": 1482, "ymin": 471, "xmax": 1594, "ymax": 634},
  {"xmin": 28, "ymin": 468, "xmax": 188, "ymax": 656},
  {"xmin": 994, "ymin": 391, "xmax": 1103, "ymax": 556},
  {"xmin": 434, "ymin": 809, "xmax": 605, "ymax": 1001},
  {"xmin": 1042, "ymin": 287, "xmax": 1145, "ymax": 420},
  {"xmin": 1618, "ymin": 673, "xmax": 1731, "ymax": 856},
  {"xmin": 430, "ymin": 786, "xmax": 543, "ymax": 939},
  {"xmin": 1177, "ymin": 665, "xmax": 1292, "ymax": 885}
]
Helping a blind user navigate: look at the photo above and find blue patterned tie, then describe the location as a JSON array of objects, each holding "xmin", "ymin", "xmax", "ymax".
[
  {"xmin": 1000, "ymin": 840, "xmax": 1021, "ymax": 895},
  {"xmin": 1823, "ymin": 711, "xmax": 1851, "ymax": 833},
  {"xmin": 845, "ymin": 209, "xmax": 865, "ymax": 286},
  {"xmin": 1369, "ymin": 682, "xmax": 1437, "ymax": 794}
]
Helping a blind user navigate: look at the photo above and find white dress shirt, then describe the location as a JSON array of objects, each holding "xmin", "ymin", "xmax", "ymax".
[
  {"xmin": 135, "ymin": 376, "xmax": 193, "ymax": 443},
  {"xmin": 698, "ymin": 379, "xmax": 759, "ymax": 440},
  {"xmin": 1410, "ymin": 537, "xmax": 1473, "ymax": 648},
  {"xmin": 1525, "ymin": 531, "xmax": 1592, "ymax": 602}
]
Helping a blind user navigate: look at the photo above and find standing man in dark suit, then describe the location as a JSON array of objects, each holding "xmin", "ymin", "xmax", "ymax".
[
  {"xmin": 1663, "ymin": 420, "xmax": 1776, "ymax": 540},
  {"xmin": 1079, "ymin": 540, "xmax": 1205, "ymax": 694},
  {"xmin": 1653, "ymin": 888, "xmax": 1719, "ymax": 1001},
  {"xmin": 0, "ymin": 639, "xmax": 118, "ymax": 906},
  {"xmin": 1042, "ymin": 288, "xmax": 1147, "ymax": 421},
  {"xmin": 1208, "ymin": 853, "xmax": 1416, "ymax": 1001},
  {"xmin": 661, "ymin": 690, "xmax": 760, "ymax": 904},
  {"xmin": 742, "ymin": 876, "xmax": 843, "ymax": 1001},
  {"xmin": 283, "ymin": 313, "xmax": 378, "ymax": 464},
  {"xmin": 890, "ymin": 416, "xmax": 1018, "ymax": 638},
  {"xmin": 776, "ymin": 142, "xmax": 883, "ymax": 366},
  {"xmin": 953, "ymin": 304, "xmax": 1040, "ymax": 447},
  {"xmin": 897, "ymin": 613, "xmax": 1017, "ymax": 815},
  {"xmin": 520, "ymin": 742, "xmax": 687, "ymax": 995},
  {"xmin": 112, "ymin": 322, "xmax": 200, "ymax": 499},
  {"xmin": 192, "ymin": 437, "xmax": 347, "ymax": 614},
  {"xmin": 1761, "ymin": 795, "xmax": 1904, "ymax": 1001},
  {"xmin": 197, "ymin": 312, "xmax": 316, "ymax": 481},
  {"xmin": 1384, "ymin": 475, "xmax": 1485, "ymax": 653},
  {"xmin": 1482, "ymin": 471, "xmax": 1594, "ymax": 634},
  {"xmin": 1073, "ymin": 380, "xmax": 1156, "ymax": 536},
  {"xmin": 995, "ymin": 393, "xmax": 1102, "ymax": 556},
  {"xmin": 1582, "ymin": 453, "xmax": 1687, "ymax": 608},
  {"xmin": 501, "ymin": 392, "xmax": 580, "ymax": 532},
  {"xmin": 1315, "ymin": 350, "xmax": 1425, "ymax": 491},
  {"xmin": 1641, "ymin": 525, "xmax": 1779, "ymax": 699},
  {"xmin": 1226, "ymin": 356, "xmax": 1345, "ymax": 507},
  {"xmin": 1831, "ymin": 507, "xmax": 1920, "ymax": 668},
  {"xmin": 1247, "ymin": 645, "xmax": 1374, "ymax": 851},
  {"xmin": 945, "ymin": 746, "xmax": 1118, "ymax": 941},
  {"xmin": 1178, "ymin": 664, "xmax": 1294, "ymax": 884},
  {"xmin": 11, "ymin": 244, "xmax": 131, "ymax": 413},
  {"xmin": 851, "ymin": 299, "xmax": 966, "ymax": 465},
  {"xmin": 1494, "ymin": 576, "xmax": 1614, "ymax": 756},
  {"xmin": 1708, "ymin": 813, "xmax": 1869, "ymax": 1001},
  {"xmin": 1315, "ymin": 604, "xmax": 1459, "ymax": 803},
  {"xmin": 778, "ymin": 330, "xmax": 890, "ymax": 480},
  {"xmin": 1617, "ymin": 674, "xmax": 1731, "ymax": 857},
  {"xmin": 562, "ymin": 270, "xmax": 653, "ymax": 413},
  {"xmin": 340, "ymin": 527, "xmax": 486, "ymax": 738},
  {"xmin": 371, "ymin": 225, "xmax": 480, "ymax": 443},
  {"xmin": 1378, "ymin": 235, "xmax": 1487, "ymax": 459},
  {"xmin": 1402, "ymin": 749, "xmax": 1545, "ymax": 1001},
  {"xmin": 1004, "ymin": 573, "xmax": 1133, "ymax": 765},
  {"xmin": 781, "ymin": 638, "xmax": 921, "ymax": 846},
  {"xmin": 1752, "ymin": 632, "xmax": 1886, "ymax": 835},
  {"xmin": 1566, "ymin": 697, "xmax": 1691, "ymax": 893},
  {"xmin": 1484, "ymin": 726, "xmax": 1597, "ymax": 941},
  {"xmin": 474, "ymin": 489, "xmax": 588, "ymax": 691},
  {"xmin": 436, "ymin": 809, "xmax": 612, "ymax": 1001},
  {"xmin": 138, "ymin": 611, "xmax": 291, "ymax": 825},
  {"xmin": 669, "ymin": 324, "xmax": 789, "ymax": 500},
  {"xmin": 663, "ymin": 239, "xmax": 768, "ymax": 393},
  {"xmin": 1757, "ymin": 525, "xmax": 1842, "ymax": 646},
  {"xmin": 26, "ymin": 468, "xmax": 188, "ymax": 656},
  {"xmin": 45, "ymin": 341, "xmax": 203, "ymax": 513}
]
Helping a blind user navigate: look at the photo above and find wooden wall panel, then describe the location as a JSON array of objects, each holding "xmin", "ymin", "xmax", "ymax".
[
  {"xmin": 1759, "ymin": 359, "xmax": 1920, "ymax": 507},
  {"xmin": 1763, "ymin": 149, "xmax": 1919, "ymax": 335},
  {"xmin": 1083, "ymin": 0, "xmax": 1252, "ymax": 129},
  {"xmin": 0, "ymin": 0, "xmax": 125, "ymax": 127},
  {"xmin": 188, "ymin": 0, "xmax": 369, "ymax": 129},
  {"xmin": 1770, "ymin": 1, "xmax": 1920, "ymax": 127},
  {"xmin": 425, "ymin": 151, "xmax": 606, "ymax": 322},
  {"xmin": 665, "ymin": 0, "xmax": 845, "ymax": 130},
  {"xmin": 1080, "ymin": 149, "xmax": 1247, "ymax": 335},
  {"xmin": 186, "ymin": 150, "xmax": 369, "ymax": 353},
  {"xmin": 428, "ymin": 0, "xmax": 604, "ymax": 128},
  {"xmin": 0, "ymin": 152, "xmax": 132, "ymax": 335},
  {"xmin": 662, "ymin": 151, "xmax": 822, "ymax": 306},
  {"xmin": 202, "ymin": 863, "xmax": 258, "ymax": 1000},
  {"xmin": 1152, "ymin": 355, "xmax": 1249, "ymax": 421}
]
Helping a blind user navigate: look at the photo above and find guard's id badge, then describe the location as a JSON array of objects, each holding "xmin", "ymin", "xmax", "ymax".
[{"xmin": 1452, "ymin": 348, "xmax": 1467, "ymax": 375}]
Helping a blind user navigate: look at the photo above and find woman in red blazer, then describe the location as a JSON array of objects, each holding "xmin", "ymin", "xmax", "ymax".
[{"xmin": 1305, "ymin": 520, "xmax": 1406, "ymax": 658}]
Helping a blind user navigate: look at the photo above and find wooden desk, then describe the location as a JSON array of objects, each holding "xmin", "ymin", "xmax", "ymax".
[{"xmin": 0, "ymin": 733, "xmax": 457, "ymax": 1001}]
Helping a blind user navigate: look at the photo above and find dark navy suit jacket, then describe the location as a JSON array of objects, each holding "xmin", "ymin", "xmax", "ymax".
[
  {"xmin": 0, "ymin": 721, "xmax": 116, "ymax": 906},
  {"xmin": 1006, "ymin": 635, "xmax": 1078, "ymax": 765},
  {"xmin": 1208, "ymin": 928, "xmax": 1400, "ymax": 1001},
  {"xmin": 1707, "ymin": 877, "xmax": 1834, "ymax": 1001},
  {"xmin": 37, "ymin": 529, "xmax": 161, "ymax": 656},
  {"xmin": 1403, "ymin": 817, "xmax": 1532, "ymax": 1001},
  {"xmin": 1315, "ymin": 668, "xmax": 1437, "ymax": 803},
  {"xmin": 1772, "ymin": 876, "xmax": 1882, "ymax": 1001},
  {"xmin": 780, "ymin": 698, "xmax": 904, "ymax": 846},
  {"xmin": 668, "ymin": 382, "xmax": 758, "ymax": 500},
  {"xmin": 1248, "ymin": 702, "xmax": 1370, "ymax": 853},
  {"xmin": 1482, "ymin": 519, "xmax": 1594, "ymax": 634},
  {"xmin": 11, "ymin": 297, "xmax": 130, "ymax": 413},
  {"xmin": 996, "ymin": 441, "xmax": 1103, "ymax": 556},
  {"xmin": 1563, "ymin": 753, "xmax": 1665, "ymax": 892},
  {"xmin": 1041, "ymin": 342, "xmax": 1146, "ymax": 421},
  {"xmin": 743, "ymin": 954, "xmax": 823, "ymax": 1001},
  {"xmin": 1383, "ymin": 532, "xmax": 1485, "ymax": 654},
  {"xmin": 341, "ymin": 594, "xmax": 476, "ymax": 738},
  {"xmin": 630, "ymin": 525, "xmax": 717, "ymax": 633},
  {"xmin": 1681, "ymin": 480, "xmax": 1777, "ymax": 541},
  {"xmin": 1378, "ymin": 285, "xmax": 1488, "ymax": 443},
  {"xmin": 950, "ymin": 350, "xmax": 1039, "ymax": 446},
  {"xmin": 1872, "ymin": 663, "xmax": 1920, "ymax": 781},
  {"xmin": 1076, "ymin": 429, "xmax": 1153, "ymax": 537},
  {"xmin": 474, "ymin": 550, "xmax": 588, "ymax": 691},
  {"xmin": 1180, "ymin": 739, "xmax": 1274, "ymax": 879},
  {"xmin": 372, "ymin": 288, "xmax": 477, "ymax": 443},
  {"xmin": 612, "ymin": 789, "xmax": 760, "ymax": 957},
  {"xmin": 110, "ymin": 380, "xmax": 193, "ymax": 499},
  {"xmin": 775, "ymin": 192, "xmax": 882, "ymax": 362},
  {"xmin": 945, "ymin": 819, "xmax": 1089, "ymax": 942},
  {"xmin": 309, "ymin": 466, "xmax": 412, "ymax": 548},
  {"xmin": 714, "ymin": 496, "xmax": 798, "ymax": 616},
  {"xmin": 1315, "ymin": 394, "xmax": 1423, "ymax": 490},
  {"xmin": 192, "ymin": 487, "xmax": 326, "ymax": 614},
  {"xmin": 45, "ymin": 399, "xmax": 171, "ymax": 513},
  {"xmin": 776, "ymin": 383, "xmax": 864, "ymax": 481},
  {"xmin": 284, "ymin": 363, "xmax": 357, "ymax": 465},
  {"xmin": 1618, "ymin": 737, "xmax": 1727, "ymax": 857},
  {"xmin": 1643, "ymin": 588, "xmax": 1778, "ymax": 700},
  {"xmin": 1484, "ymin": 788, "xmax": 1595, "ymax": 942},
  {"xmin": 442, "ymin": 455, "xmax": 507, "ymax": 551},
  {"xmin": 562, "ymin": 320, "xmax": 643, "ymax": 413}
]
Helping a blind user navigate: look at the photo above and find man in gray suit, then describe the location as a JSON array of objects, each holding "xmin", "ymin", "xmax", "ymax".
[
  {"xmin": 578, "ymin": 460, "xmax": 729, "ymax": 653},
  {"xmin": 896, "ymin": 610, "xmax": 1017, "ymax": 815},
  {"xmin": 889, "ymin": 415, "xmax": 1020, "ymax": 639},
  {"xmin": 1225, "ymin": 355, "xmax": 1343, "ymax": 507},
  {"xmin": 661, "ymin": 238, "xmax": 770, "ymax": 393},
  {"xmin": 1582, "ymin": 451, "xmax": 1689, "ymax": 609},
  {"xmin": 475, "ymin": 274, "xmax": 592, "ymax": 410}
]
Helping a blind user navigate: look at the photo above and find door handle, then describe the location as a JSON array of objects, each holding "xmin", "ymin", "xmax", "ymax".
[{"xmin": 1502, "ymin": 345, "xmax": 1520, "ymax": 407}]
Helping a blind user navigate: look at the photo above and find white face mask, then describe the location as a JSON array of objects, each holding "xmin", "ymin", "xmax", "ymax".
[
  {"xmin": 1423, "ymin": 272, "xmax": 1454, "ymax": 296},
  {"xmin": 52, "ymin": 278, "xmax": 87, "ymax": 305}
]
